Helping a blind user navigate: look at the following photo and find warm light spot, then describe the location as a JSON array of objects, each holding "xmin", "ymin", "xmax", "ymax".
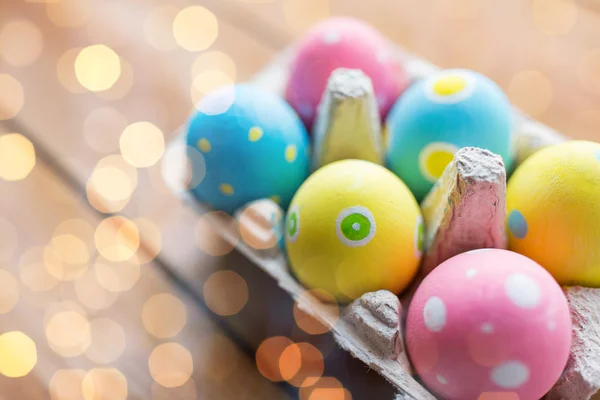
[
  {"xmin": 151, "ymin": 380, "xmax": 197, "ymax": 400},
  {"xmin": 433, "ymin": 75, "xmax": 467, "ymax": 96},
  {"xmin": 53, "ymin": 218, "xmax": 95, "ymax": 244},
  {"xmin": 75, "ymin": 269, "xmax": 119, "ymax": 311},
  {"xmin": 0, "ymin": 332, "xmax": 37, "ymax": 378},
  {"xmin": 144, "ymin": 5, "xmax": 179, "ymax": 51},
  {"xmin": 49, "ymin": 369, "xmax": 87, "ymax": 400},
  {"xmin": 82, "ymin": 368, "xmax": 128, "ymax": 400},
  {"xmin": 75, "ymin": 45, "xmax": 121, "ymax": 92},
  {"xmin": 0, "ymin": 133, "xmax": 35, "ymax": 180},
  {"xmin": 19, "ymin": 246, "xmax": 60, "ymax": 292},
  {"xmin": 299, "ymin": 377, "xmax": 351, "ymax": 400},
  {"xmin": 191, "ymin": 70, "xmax": 235, "ymax": 110},
  {"xmin": 219, "ymin": 183, "xmax": 234, "ymax": 195},
  {"xmin": 84, "ymin": 318, "xmax": 126, "ymax": 364},
  {"xmin": 149, "ymin": 343, "xmax": 194, "ymax": 388},
  {"xmin": 197, "ymin": 138, "xmax": 211, "ymax": 153},
  {"xmin": 46, "ymin": 0, "xmax": 91, "ymax": 27},
  {"xmin": 283, "ymin": 0, "xmax": 330, "ymax": 33},
  {"xmin": 45, "ymin": 310, "xmax": 91, "ymax": 357},
  {"xmin": 132, "ymin": 218, "xmax": 162, "ymax": 264},
  {"xmin": 507, "ymin": 70, "xmax": 553, "ymax": 116},
  {"xmin": 120, "ymin": 121, "xmax": 165, "ymax": 168},
  {"xmin": 283, "ymin": 343, "xmax": 324, "ymax": 387},
  {"xmin": 256, "ymin": 336, "xmax": 294, "ymax": 382},
  {"xmin": 279, "ymin": 343, "xmax": 302, "ymax": 381},
  {"xmin": 248, "ymin": 126, "xmax": 263, "ymax": 142},
  {"xmin": 173, "ymin": 6, "xmax": 218, "ymax": 52},
  {"xmin": 0, "ymin": 19, "xmax": 43, "ymax": 66},
  {"xmin": 57, "ymin": 48, "xmax": 86, "ymax": 93},
  {"xmin": 50, "ymin": 234, "xmax": 90, "ymax": 266},
  {"xmin": 142, "ymin": 293, "xmax": 187, "ymax": 339},
  {"xmin": 45, "ymin": 243, "xmax": 87, "ymax": 281},
  {"xmin": 532, "ymin": 0, "xmax": 578, "ymax": 36},
  {"xmin": 87, "ymin": 155, "xmax": 137, "ymax": 213},
  {"xmin": 0, "ymin": 270, "xmax": 19, "ymax": 314},
  {"xmin": 93, "ymin": 256, "xmax": 140, "ymax": 292},
  {"xmin": 294, "ymin": 290, "xmax": 339, "ymax": 335},
  {"xmin": 84, "ymin": 107, "xmax": 127, "ymax": 153},
  {"xmin": 0, "ymin": 74, "xmax": 24, "ymax": 121},
  {"xmin": 191, "ymin": 51, "xmax": 236, "ymax": 81},
  {"xmin": 95, "ymin": 59, "xmax": 134, "ymax": 101},
  {"xmin": 578, "ymin": 49, "xmax": 600, "ymax": 96},
  {"xmin": 194, "ymin": 211, "xmax": 239, "ymax": 256},
  {"xmin": 203, "ymin": 270, "xmax": 248, "ymax": 316},
  {"xmin": 0, "ymin": 217, "xmax": 18, "ymax": 262},
  {"xmin": 161, "ymin": 143, "xmax": 206, "ymax": 193},
  {"xmin": 238, "ymin": 204, "xmax": 282, "ymax": 250},
  {"xmin": 197, "ymin": 333, "xmax": 239, "ymax": 380},
  {"xmin": 95, "ymin": 216, "xmax": 140, "ymax": 262},
  {"xmin": 285, "ymin": 145, "xmax": 298, "ymax": 163}
]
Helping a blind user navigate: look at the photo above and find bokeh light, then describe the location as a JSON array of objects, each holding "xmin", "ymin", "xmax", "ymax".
[
  {"xmin": 0, "ymin": 270, "xmax": 19, "ymax": 314},
  {"xmin": 45, "ymin": 310, "xmax": 91, "ymax": 357},
  {"xmin": 142, "ymin": 293, "xmax": 187, "ymax": 339},
  {"xmin": 172, "ymin": 6, "xmax": 218, "ymax": 52},
  {"xmin": 84, "ymin": 107, "xmax": 127, "ymax": 154},
  {"xmin": 0, "ymin": 133, "xmax": 35, "ymax": 181},
  {"xmin": 144, "ymin": 5, "xmax": 179, "ymax": 51},
  {"xmin": 238, "ymin": 204, "xmax": 282, "ymax": 250},
  {"xmin": 281, "ymin": 342, "xmax": 324, "ymax": 387},
  {"xmin": 46, "ymin": 0, "xmax": 91, "ymax": 27},
  {"xmin": 94, "ymin": 59, "xmax": 134, "ymax": 100},
  {"xmin": 532, "ymin": 0, "xmax": 578, "ymax": 36},
  {"xmin": 87, "ymin": 155, "xmax": 138, "ymax": 213},
  {"xmin": 294, "ymin": 290, "xmax": 339, "ymax": 335},
  {"xmin": 203, "ymin": 270, "xmax": 248, "ymax": 316},
  {"xmin": 283, "ymin": 0, "xmax": 330, "ymax": 33},
  {"xmin": 50, "ymin": 233, "xmax": 90, "ymax": 266},
  {"xmin": 578, "ymin": 49, "xmax": 600, "ymax": 96},
  {"xmin": 120, "ymin": 122, "xmax": 165, "ymax": 168},
  {"xmin": 57, "ymin": 48, "xmax": 87, "ymax": 94},
  {"xmin": 0, "ymin": 19, "xmax": 43, "ymax": 66},
  {"xmin": 190, "ymin": 51, "xmax": 236, "ymax": 81},
  {"xmin": 299, "ymin": 377, "xmax": 352, "ymax": 400},
  {"xmin": 195, "ymin": 212, "xmax": 239, "ymax": 256},
  {"xmin": 0, "ymin": 75, "xmax": 24, "ymax": 121},
  {"xmin": 75, "ymin": 45, "xmax": 121, "ymax": 92},
  {"xmin": 95, "ymin": 216, "xmax": 140, "ymax": 262},
  {"xmin": 161, "ymin": 142, "xmax": 206, "ymax": 193},
  {"xmin": 196, "ymin": 333, "xmax": 239, "ymax": 380},
  {"xmin": 507, "ymin": 70, "xmax": 553, "ymax": 116},
  {"xmin": 190, "ymin": 70, "xmax": 235, "ymax": 112},
  {"xmin": 49, "ymin": 369, "xmax": 87, "ymax": 400},
  {"xmin": 75, "ymin": 269, "xmax": 119, "ymax": 310},
  {"xmin": 151, "ymin": 380, "xmax": 197, "ymax": 400},
  {"xmin": 149, "ymin": 343, "xmax": 194, "ymax": 388},
  {"xmin": 19, "ymin": 246, "xmax": 60, "ymax": 292},
  {"xmin": 93, "ymin": 255, "xmax": 140, "ymax": 292},
  {"xmin": 0, "ymin": 217, "xmax": 18, "ymax": 262},
  {"xmin": 84, "ymin": 318, "xmax": 126, "ymax": 364},
  {"xmin": 132, "ymin": 218, "xmax": 162, "ymax": 264},
  {"xmin": 0, "ymin": 331, "xmax": 37, "ymax": 378},
  {"xmin": 82, "ymin": 368, "xmax": 128, "ymax": 400},
  {"xmin": 256, "ymin": 336, "xmax": 294, "ymax": 382}
]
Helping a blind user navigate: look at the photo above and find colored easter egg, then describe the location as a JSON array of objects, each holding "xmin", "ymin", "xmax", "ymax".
[
  {"xmin": 406, "ymin": 249, "xmax": 572, "ymax": 400},
  {"xmin": 186, "ymin": 84, "xmax": 310, "ymax": 214},
  {"xmin": 285, "ymin": 17, "xmax": 408, "ymax": 128},
  {"xmin": 386, "ymin": 69, "xmax": 514, "ymax": 200},
  {"xmin": 507, "ymin": 140, "xmax": 600, "ymax": 286},
  {"xmin": 284, "ymin": 159, "xmax": 423, "ymax": 303}
]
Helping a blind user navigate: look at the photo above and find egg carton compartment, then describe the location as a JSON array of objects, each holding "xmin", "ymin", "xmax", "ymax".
[{"xmin": 166, "ymin": 40, "xmax": 600, "ymax": 400}]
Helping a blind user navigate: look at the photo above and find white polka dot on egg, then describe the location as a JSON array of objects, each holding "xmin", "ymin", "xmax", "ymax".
[
  {"xmin": 466, "ymin": 269, "xmax": 477, "ymax": 278},
  {"xmin": 436, "ymin": 374, "xmax": 448, "ymax": 385},
  {"xmin": 423, "ymin": 296, "xmax": 446, "ymax": 332},
  {"xmin": 491, "ymin": 360, "xmax": 530, "ymax": 389},
  {"xmin": 505, "ymin": 273, "xmax": 541, "ymax": 309},
  {"xmin": 322, "ymin": 31, "xmax": 341, "ymax": 44},
  {"xmin": 547, "ymin": 321, "xmax": 557, "ymax": 331},
  {"xmin": 480, "ymin": 323, "xmax": 494, "ymax": 334}
]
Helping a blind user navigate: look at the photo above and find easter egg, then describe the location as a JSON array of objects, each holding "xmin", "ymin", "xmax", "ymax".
[
  {"xmin": 284, "ymin": 159, "xmax": 423, "ymax": 303},
  {"xmin": 507, "ymin": 140, "xmax": 600, "ymax": 286},
  {"xmin": 285, "ymin": 17, "xmax": 407, "ymax": 128},
  {"xmin": 386, "ymin": 69, "xmax": 514, "ymax": 200},
  {"xmin": 186, "ymin": 84, "xmax": 310, "ymax": 214},
  {"xmin": 406, "ymin": 249, "xmax": 572, "ymax": 400}
]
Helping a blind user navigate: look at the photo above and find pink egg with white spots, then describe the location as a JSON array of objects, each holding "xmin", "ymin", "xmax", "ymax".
[
  {"xmin": 285, "ymin": 17, "xmax": 408, "ymax": 128},
  {"xmin": 406, "ymin": 249, "xmax": 572, "ymax": 400}
]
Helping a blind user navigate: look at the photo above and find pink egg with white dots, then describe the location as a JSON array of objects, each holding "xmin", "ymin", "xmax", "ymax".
[
  {"xmin": 285, "ymin": 17, "xmax": 408, "ymax": 128},
  {"xmin": 406, "ymin": 249, "xmax": 572, "ymax": 400}
]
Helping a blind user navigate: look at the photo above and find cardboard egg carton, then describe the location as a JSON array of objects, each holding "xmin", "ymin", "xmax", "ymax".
[{"xmin": 170, "ymin": 43, "xmax": 600, "ymax": 399}]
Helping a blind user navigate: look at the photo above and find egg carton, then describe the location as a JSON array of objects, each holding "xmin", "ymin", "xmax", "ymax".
[{"xmin": 167, "ymin": 42, "xmax": 600, "ymax": 400}]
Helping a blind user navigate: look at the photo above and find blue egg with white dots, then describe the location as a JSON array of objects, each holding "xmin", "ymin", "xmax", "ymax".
[
  {"xmin": 385, "ymin": 69, "xmax": 514, "ymax": 201},
  {"xmin": 186, "ymin": 84, "xmax": 310, "ymax": 214}
]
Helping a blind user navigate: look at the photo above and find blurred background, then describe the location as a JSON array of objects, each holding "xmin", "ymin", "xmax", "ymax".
[{"xmin": 1, "ymin": 0, "xmax": 600, "ymax": 399}]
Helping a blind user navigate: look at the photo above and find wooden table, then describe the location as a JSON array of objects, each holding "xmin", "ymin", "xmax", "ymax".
[{"xmin": 1, "ymin": 0, "xmax": 599, "ymax": 399}]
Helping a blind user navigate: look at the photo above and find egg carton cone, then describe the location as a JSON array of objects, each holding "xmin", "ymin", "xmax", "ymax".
[{"xmin": 166, "ymin": 42, "xmax": 600, "ymax": 400}]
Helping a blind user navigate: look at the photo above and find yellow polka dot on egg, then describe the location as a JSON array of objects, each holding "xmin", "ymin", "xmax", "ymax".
[
  {"xmin": 285, "ymin": 145, "xmax": 297, "ymax": 163},
  {"xmin": 219, "ymin": 183, "xmax": 234, "ymax": 196},
  {"xmin": 433, "ymin": 75, "xmax": 468, "ymax": 96},
  {"xmin": 198, "ymin": 138, "xmax": 211, "ymax": 153},
  {"xmin": 419, "ymin": 142, "xmax": 458, "ymax": 183},
  {"xmin": 248, "ymin": 126, "xmax": 263, "ymax": 142}
]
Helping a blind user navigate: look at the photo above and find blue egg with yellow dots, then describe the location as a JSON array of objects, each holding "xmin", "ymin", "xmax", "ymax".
[
  {"xmin": 186, "ymin": 83, "xmax": 310, "ymax": 214},
  {"xmin": 385, "ymin": 69, "xmax": 514, "ymax": 200}
]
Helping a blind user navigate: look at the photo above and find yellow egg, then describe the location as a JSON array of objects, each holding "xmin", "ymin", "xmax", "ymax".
[
  {"xmin": 285, "ymin": 159, "xmax": 423, "ymax": 302},
  {"xmin": 507, "ymin": 140, "xmax": 600, "ymax": 286}
]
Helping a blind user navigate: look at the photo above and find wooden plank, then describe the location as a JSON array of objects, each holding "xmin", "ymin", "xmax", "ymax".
[{"xmin": 0, "ymin": 124, "xmax": 288, "ymax": 399}]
